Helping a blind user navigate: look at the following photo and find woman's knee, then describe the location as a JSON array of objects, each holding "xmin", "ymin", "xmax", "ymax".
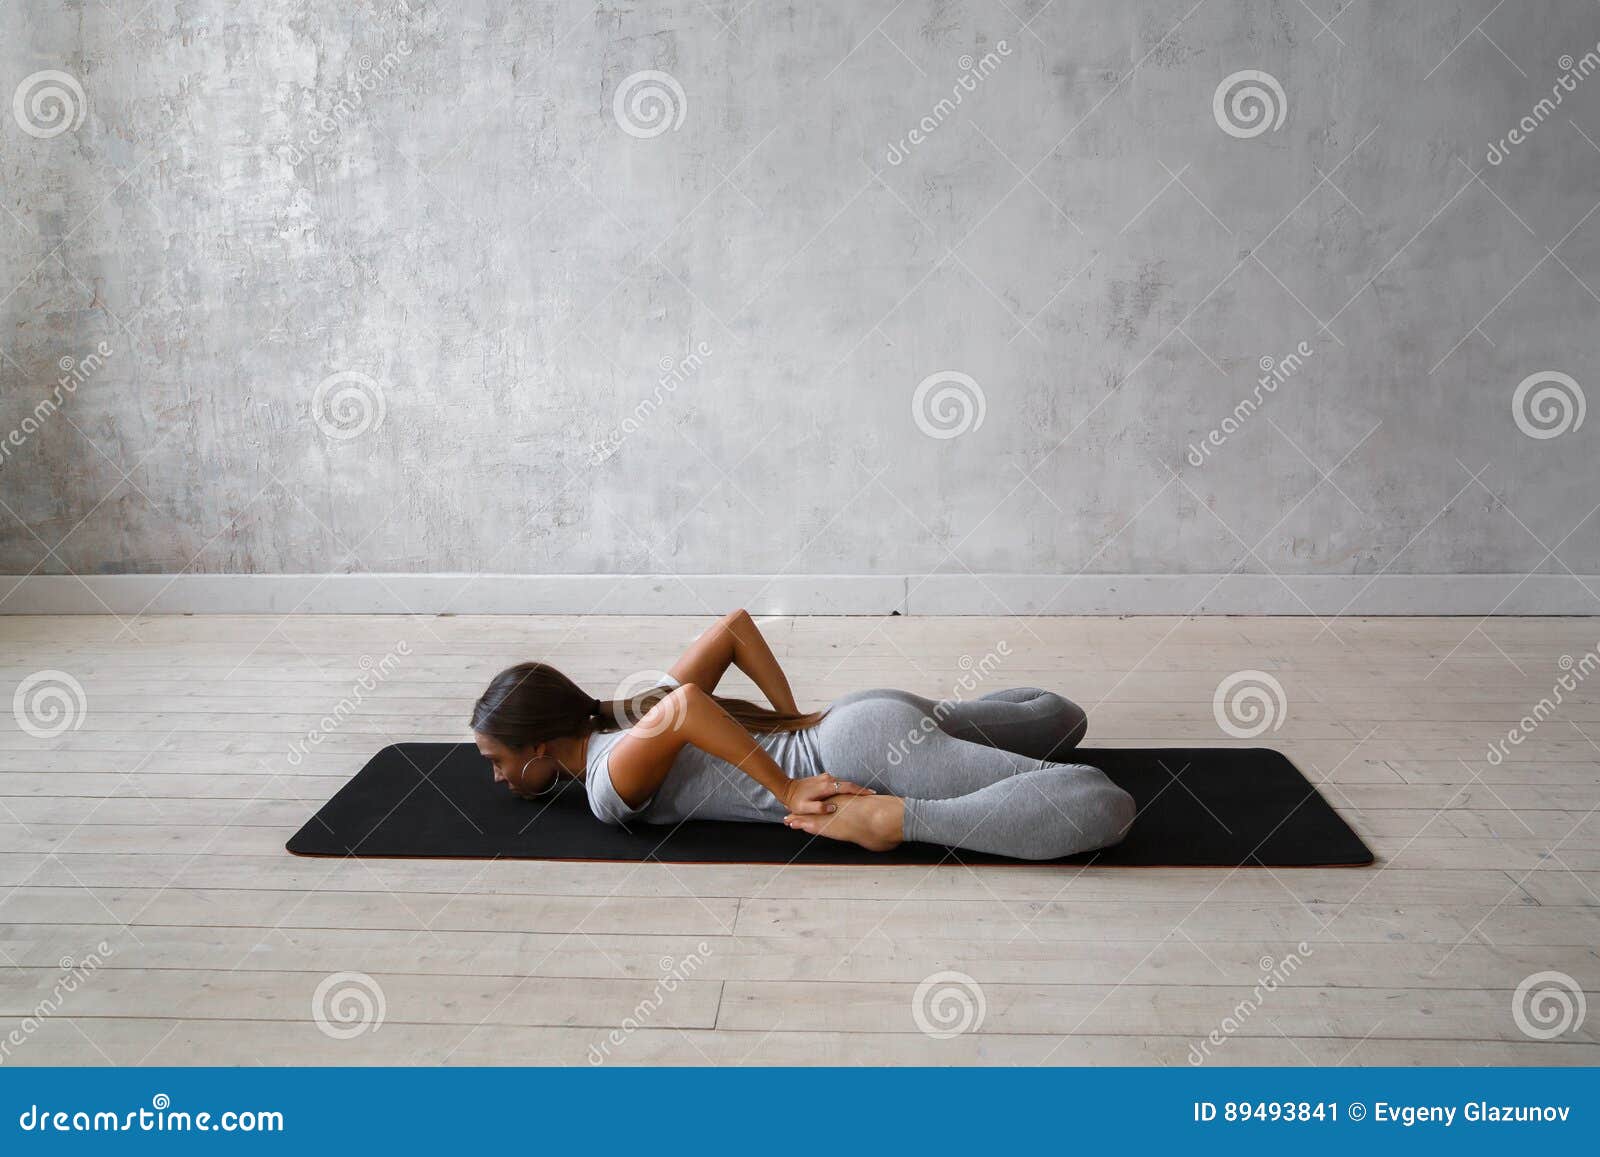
[
  {"xmin": 1032, "ymin": 691, "xmax": 1088, "ymax": 746},
  {"xmin": 976, "ymin": 687, "xmax": 1088, "ymax": 739},
  {"xmin": 1041, "ymin": 772, "xmax": 1134, "ymax": 858},
  {"xmin": 980, "ymin": 686, "xmax": 1048, "ymax": 704},
  {"xmin": 1092, "ymin": 778, "xmax": 1137, "ymax": 844}
]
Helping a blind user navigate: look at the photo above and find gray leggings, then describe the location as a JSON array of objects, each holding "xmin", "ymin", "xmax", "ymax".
[{"xmin": 811, "ymin": 688, "xmax": 1135, "ymax": 860}]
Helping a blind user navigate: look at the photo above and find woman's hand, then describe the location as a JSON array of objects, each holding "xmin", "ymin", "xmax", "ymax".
[{"xmin": 781, "ymin": 773, "xmax": 875, "ymax": 815}]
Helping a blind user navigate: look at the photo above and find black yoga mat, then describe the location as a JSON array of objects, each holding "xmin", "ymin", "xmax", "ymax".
[{"xmin": 287, "ymin": 743, "xmax": 1372, "ymax": 867}]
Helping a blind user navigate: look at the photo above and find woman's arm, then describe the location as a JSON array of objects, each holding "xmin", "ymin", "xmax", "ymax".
[
  {"xmin": 668, "ymin": 608, "xmax": 800, "ymax": 714},
  {"xmin": 605, "ymin": 683, "xmax": 866, "ymax": 814}
]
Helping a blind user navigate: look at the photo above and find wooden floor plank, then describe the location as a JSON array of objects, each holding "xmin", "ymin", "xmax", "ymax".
[
  {"xmin": 2, "ymin": 612, "xmax": 1597, "ymax": 1065},
  {"xmin": 4, "ymin": 1018, "xmax": 1596, "ymax": 1067}
]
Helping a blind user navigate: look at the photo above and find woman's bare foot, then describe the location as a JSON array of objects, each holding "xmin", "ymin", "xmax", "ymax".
[{"xmin": 783, "ymin": 794, "xmax": 904, "ymax": 852}]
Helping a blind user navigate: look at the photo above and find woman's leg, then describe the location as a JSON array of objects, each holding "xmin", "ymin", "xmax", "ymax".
[
  {"xmin": 805, "ymin": 698, "xmax": 1133, "ymax": 859},
  {"xmin": 899, "ymin": 766, "xmax": 1135, "ymax": 859},
  {"xmin": 820, "ymin": 687, "xmax": 1088, "ymax": 764},
  {"xmin": 813, "ymin": 695, "xmax": 1037, "ymax": 795},
  {"xmin": 788, "ymin": 754, "xmax": 1133, "ymax": 860},
  {"xmin": 933, "ymin": 687, "xmax": 1088, "ymax": 761}
]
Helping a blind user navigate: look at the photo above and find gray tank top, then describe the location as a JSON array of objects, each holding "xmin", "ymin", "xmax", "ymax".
[{"xmin": 583, "ymin": 722, "xmax": 822, "ymax": 826}]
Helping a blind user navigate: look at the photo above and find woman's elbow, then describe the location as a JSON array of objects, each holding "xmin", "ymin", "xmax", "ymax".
[
  {"xmin": 666, "ymin": 681, "xmax": 708, "ymax": 722},
  {"xmin": 634, "ymin": 682, "xmax": 702, "ymax": 738}
]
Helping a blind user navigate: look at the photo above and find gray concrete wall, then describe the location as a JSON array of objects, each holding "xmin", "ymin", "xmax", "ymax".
[{"xmin": 2, "ymin": 1, "xmax": 1597, "ymax": 592}]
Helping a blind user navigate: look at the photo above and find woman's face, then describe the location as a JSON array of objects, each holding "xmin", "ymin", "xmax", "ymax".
[{"xmin": 474, "ymin": 732, "xmax": 560, "ymax": 799}]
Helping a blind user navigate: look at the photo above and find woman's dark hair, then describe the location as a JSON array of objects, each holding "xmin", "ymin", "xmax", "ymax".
[{"xmin": 470, "ymin": 661, "xmax": 823, "ymax": 750}]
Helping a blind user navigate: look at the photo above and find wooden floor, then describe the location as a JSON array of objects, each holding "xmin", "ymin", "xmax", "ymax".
[{"xmin": 2, "ymin": 613, "xmax": 1598, "ymax": 1066}]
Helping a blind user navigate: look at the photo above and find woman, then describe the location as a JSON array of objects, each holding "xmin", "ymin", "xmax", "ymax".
[{"xmin": 470, "ymin": 609, "xmax": 1135, "ymax": 860}]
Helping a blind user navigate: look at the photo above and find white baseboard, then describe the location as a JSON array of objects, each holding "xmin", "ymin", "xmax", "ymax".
[{"xmin": 2, "ymin": 572, "xmax": 1598, "ymax": 615}]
